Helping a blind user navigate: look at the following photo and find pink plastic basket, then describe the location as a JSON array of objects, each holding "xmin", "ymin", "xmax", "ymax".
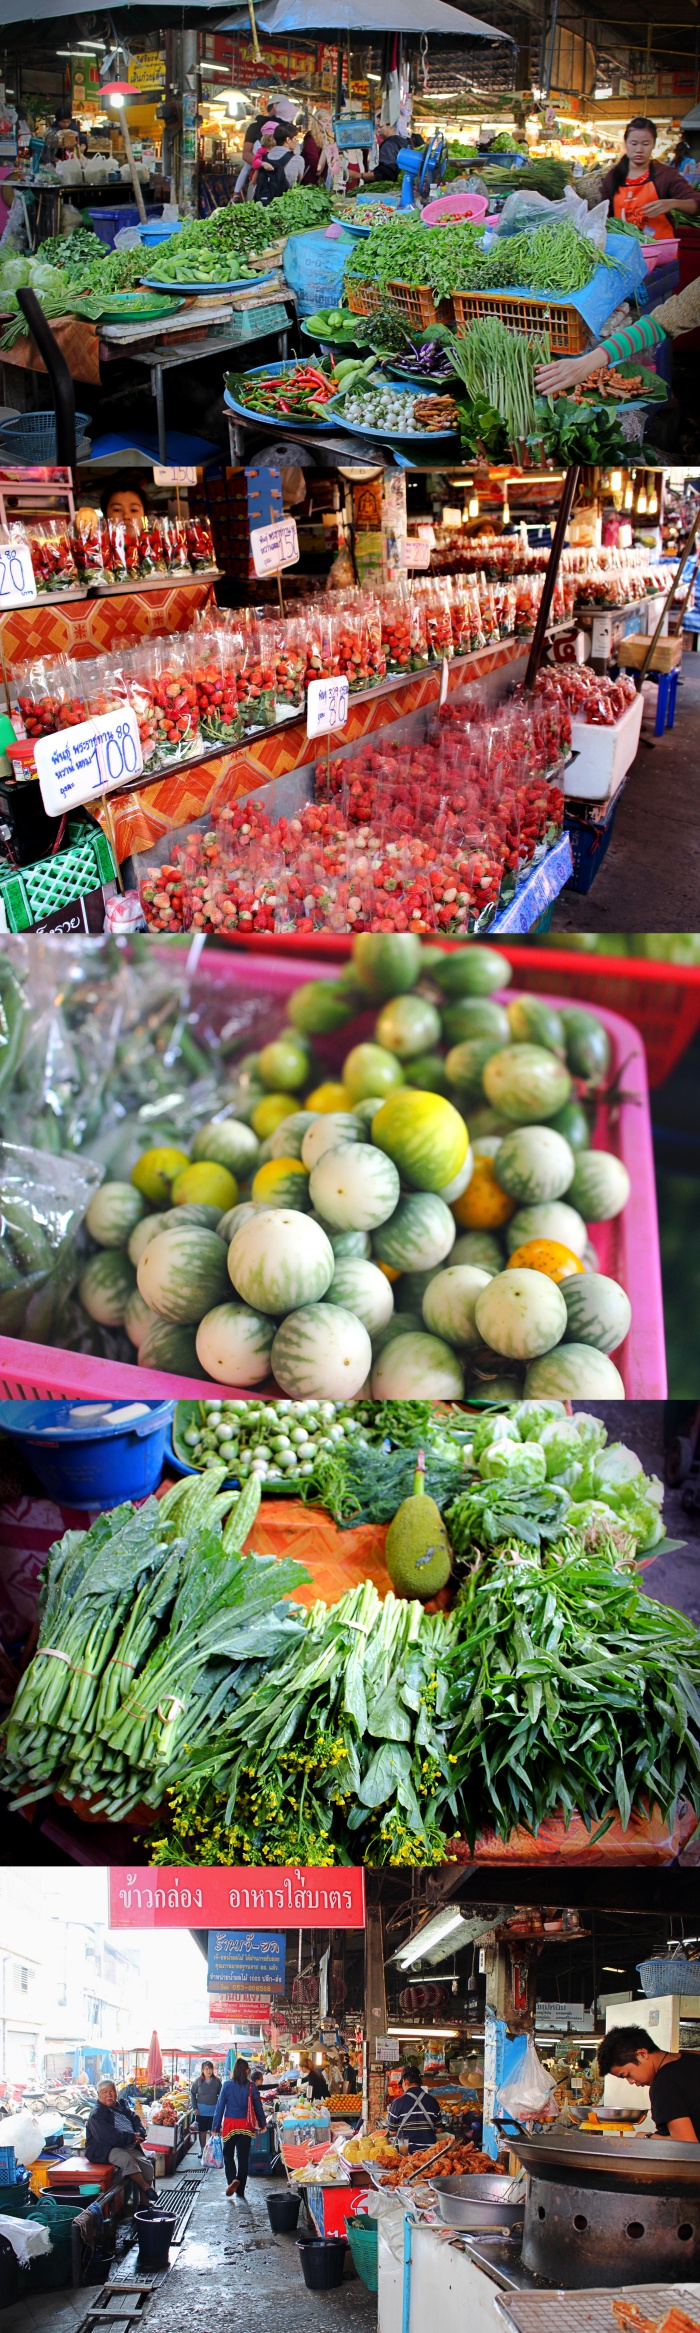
[
  {"xmin": 421, "ymin": 190, "xmax": 488, "ymax": 224},
  {"xmin": 0, "ymin": 950, "xmax": 666, "ymax": 1401},
  {"xmin": 642, "ymin": 236, "xmax": 679, "ymax": 270}
]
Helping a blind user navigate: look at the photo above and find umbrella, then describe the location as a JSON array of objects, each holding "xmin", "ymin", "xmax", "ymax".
[
  {"xmin": 147, "ymin": 2031, "xmax": 163, "ymax": 2085},
  {"xmin": 101, "ymin": 2054, "xmax": 116, "ymax": 2081},
  {"xmin": 221, "ymin": 0, "xmax": 506, "ymax": 32}
]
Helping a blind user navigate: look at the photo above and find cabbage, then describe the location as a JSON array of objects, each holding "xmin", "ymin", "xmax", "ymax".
[
  {"xmin": 540, "ymin": 1420, "xmax": 588, "ymax": 1478},
  {"xmin": 564, "ymin": 1498, "xmax": 637, "ymax": 1559},
  {"xmin": 29, "ymin": 263, "xmax": 69, "ymax": 295},
  {"xmin": 593, "ymin": 1443, "xmax": 643, "ymax": 1492},
  {"xmin": 479, "ymin": 1438, "xmax": 547, "ymax": 1484},
  {"xmin": 0, "ymin": 255, "xmax": 31, "ymax": 289},
  {"xmin": 570, "ymin": 1411, "xmax": 608, "ymax": 1452},
  {"xmin": 470, "ymin": 1410, "xmax": 514, "ymax": 1462},
  {"xmin": 514, "ymin": 1400, "xmax": 566, "ymax": 1439}
]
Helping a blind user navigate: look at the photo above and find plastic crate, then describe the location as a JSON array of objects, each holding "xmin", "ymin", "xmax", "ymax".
[
  {"xmin": 229, "ymin": 302, "xmax": 289, "ymax": 341},
  {"xmin": 638, "ymin": 1951, "xmax": 700, "ymax": 1996},
  {"xmin": 346, "ymin": 278, "xmax": 449, "ymax": 330},
  {"xmin": 0, "ymin": 2149, "xmax": 16, "ymax": 2184},
  {"xmin": 88, "ymin": 204, "xmax": 158, "ymax": 249},
  {"xmin": 0, "ymin": 827, "xmax": 116, "ymax": 931},
  {"xmin": 452, "ymin": 287, "xmax": 587, "ymax": 353},
  {"xmin": 347, "ymin": 2213, "xmax": 378, "ymax": 2292},
  {"xmin": 564, "ymin": 795, "xmax": 619, "ymax": 894},
  {"xmin": 0, "ymin": 945, "xmax": 666, "ymax": 1400}
]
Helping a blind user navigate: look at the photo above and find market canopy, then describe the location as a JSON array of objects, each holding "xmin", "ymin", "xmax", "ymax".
[{"xmin": 220, "ymin": 0, "xmax": 508, "ymax": 35}]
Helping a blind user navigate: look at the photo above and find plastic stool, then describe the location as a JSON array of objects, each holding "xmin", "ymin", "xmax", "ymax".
[{"xmin": 654, "ymin": 665, "xmax": 679, "ymax": 735}]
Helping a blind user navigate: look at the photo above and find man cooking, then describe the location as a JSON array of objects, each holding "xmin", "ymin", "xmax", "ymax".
[
  {"xmin": 597, "ymin": 2025, "xmax": 700, "ymax": 2142},
  {"xmin": 85, "ymin": 2080, "xmax": 158, "ymax": 2200}
]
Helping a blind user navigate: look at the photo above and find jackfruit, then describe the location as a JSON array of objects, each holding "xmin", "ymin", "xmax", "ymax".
[{"xmin": 384, "ymin": 1451, "xmax": 452, "ymax": 1601}]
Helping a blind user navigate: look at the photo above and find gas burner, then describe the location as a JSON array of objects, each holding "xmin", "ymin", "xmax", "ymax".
[{"xmin": 462, "ymin": 2234, "xmax": 554, "ymax": 2293}]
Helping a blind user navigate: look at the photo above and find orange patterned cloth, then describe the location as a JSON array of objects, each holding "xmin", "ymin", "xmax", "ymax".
[
  {"xmin": 5, "ymin": 317, "xmax": 101, "ymax": 385},
  {"xmin": 242, "ymin": 1498, "xmax": 391, "ymax": 1609},
  {"xmin": 0, "ymin": 580, "xmax": 216, "ymax": 669}
]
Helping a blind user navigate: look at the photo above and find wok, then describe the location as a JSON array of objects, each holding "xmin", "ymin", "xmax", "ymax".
[
  {"xmin": 432, "ymin": 2173, "xmax": 525, "ymax": 2230},
  {"xmin": 497, "ymin": 2125, "xmax": 700, "ymax": 2191}
]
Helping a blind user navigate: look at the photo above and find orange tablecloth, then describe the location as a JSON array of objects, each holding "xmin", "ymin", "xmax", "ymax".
[{"xmin": 242, "ymin": 1496, "xmax": 391, "ymax": 1609}]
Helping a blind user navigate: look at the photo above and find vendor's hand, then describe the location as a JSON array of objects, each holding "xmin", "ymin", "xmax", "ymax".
[
  {"xmin": 534, "ymin": 348, "xmax": 605, "ymax": 394},
  {"xmin": 640, "ymin": 199, "xmax": 672, "ymax": 218}
]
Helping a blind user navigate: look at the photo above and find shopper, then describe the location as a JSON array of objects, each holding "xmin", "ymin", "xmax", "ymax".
[
  {"xmin": 85, "ymin": 2080, "xmax": 157, "ymax": 2201},
  {"xmin": 211, "ymin": 2056, "xmax": 266, "ymax": 2199},
  {"xmin": 599, "ymin": 117, "xmax": 700, "ymax": 236},
  {"xmin": 598, "ymin": 2025, "xmax": 700, "ymax": 2141},
  {"xmin": 306, "ymin": 2063, "xmax": 329, "ymax": 2101},
  {"xmin": 191, "ymin": 2059, "xmax": 221, "ymax": 2155},
  {"xmin": 387, "ymin": 2063, "xmax": 443, "ymax": 2152}
]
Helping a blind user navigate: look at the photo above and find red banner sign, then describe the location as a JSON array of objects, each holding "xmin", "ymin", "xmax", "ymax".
[
  {"xmin": 110, "ymin": 1869, "xmax": 366, "ymax": 1930},
  {"xmin": 209, "ymin": 1997, "xmax": 271, "ymax": 2021}
]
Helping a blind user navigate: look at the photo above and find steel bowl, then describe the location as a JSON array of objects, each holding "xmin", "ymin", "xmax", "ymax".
[{"xmin": 432, "ymin": 2174, "xmax": 525, "ymax": 2231}]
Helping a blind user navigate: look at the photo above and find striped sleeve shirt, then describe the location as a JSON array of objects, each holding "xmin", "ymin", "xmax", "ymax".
[{"xmin": 600, "ymin": 314, "xmax": 665, "ymax": 363}]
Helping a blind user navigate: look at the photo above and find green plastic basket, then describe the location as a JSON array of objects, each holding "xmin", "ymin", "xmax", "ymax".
[
  {"xmin": 0, "ymin": 825, "xmax": 116, "ymax": 931},
  {"xmin": 229, "ymin": 302, "xmax": 288, "ymax": 341},
  {"xmin": 347, "ymin": 2215, "xmax": 378, "ymax": 2292}
]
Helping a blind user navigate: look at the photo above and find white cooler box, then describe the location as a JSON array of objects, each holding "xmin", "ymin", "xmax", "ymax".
[{"xmin": 563, "ymin": 689, "xmax": 644, "ymax": 802}]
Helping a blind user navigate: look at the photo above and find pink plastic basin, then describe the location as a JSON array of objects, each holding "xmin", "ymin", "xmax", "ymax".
[
  {"xmin": 642, "ymin": 236, "xmax": 679, "ymax": 270},
  {"xmin": 0, "ymin": 949, "xmax": 665, "ymax": 1401},
  {"xmin": 421, "ymin": 190, "xmax": 488, "ymax": 224}
]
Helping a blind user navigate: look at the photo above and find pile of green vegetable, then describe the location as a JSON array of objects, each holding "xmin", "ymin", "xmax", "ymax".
[
  {"xmin": 0, "ymin": 234, "xmax": 162, "ymax": 348},
  {"xmin": 173, "ymin": 1394, "xmax": 471, "ymax": 1520},
  {"xmin": 3, "ymin": 1399, "xmax": 696, "ymax": 1863},
  {"xmin": 448, "ymin": 316, "xmax": 549, "ymax": 448},
  {"xmin": 143, "ymin": 184, "xmax": 331, "ymax": 285},
  {"xmin": 344, "ymin": 213, "xmax": 616, "ymax": 301}
]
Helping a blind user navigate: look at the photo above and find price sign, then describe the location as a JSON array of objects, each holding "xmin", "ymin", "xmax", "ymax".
[
  {"xmin": 306, "ymin": 675, "xmax": 349, "ymax": 740},
  {"xmin": 0, "ymin": 540, "xmax": 37, "ymax": 608},
  {"xmin": 439, "ymin": 656, "xmax": 450, "ymax": 709},
  {"xmin": 153, "ymin": 465, "xmax": 198, "ymax": 487},
  {"xmin": 34, "ymin": 707, "xmax": 143, "ymax": 817},
  {"xmin": 250, "ymin": 516, "xmax": 299, "ymax": 578},
  {"xmin": 401, "ymin": 538, "xmax": 431, "ymax": 571}
]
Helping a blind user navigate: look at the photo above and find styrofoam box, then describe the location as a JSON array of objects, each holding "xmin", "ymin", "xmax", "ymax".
[{"xmin": 563, "ymin": 690, "xmax": 644, "ymax": 802}]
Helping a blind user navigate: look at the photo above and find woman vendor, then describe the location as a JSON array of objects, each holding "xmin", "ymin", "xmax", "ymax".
[{"xmin": 600, "ymin": 116, "xmax": 700, "ymax": 237}]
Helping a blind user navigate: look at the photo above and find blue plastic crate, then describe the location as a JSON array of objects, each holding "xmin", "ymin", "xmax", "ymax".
[
  {"xmin": 636, "ymin": 258, "xmax": 680, "ymax": 312},
  {"xmin": 564, "ymin": 796, "xmax": 620, "ymax": 895},
  {"xmin": 0, "ymin": 2148, "xmax": 15, "ymax": 2184},
  {"xmin": 88, "ymin": 204, "xmax": 159, "ymax": 250}
]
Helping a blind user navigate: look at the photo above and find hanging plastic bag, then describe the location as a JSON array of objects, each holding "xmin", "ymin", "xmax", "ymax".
[
  {"xmin": 203, "ymin": 2132, "xmax": 223, "ymax": 2169},
  {"xmin": 498, "ymin": 2036, "xmax": 557, "ymax": 2124}
]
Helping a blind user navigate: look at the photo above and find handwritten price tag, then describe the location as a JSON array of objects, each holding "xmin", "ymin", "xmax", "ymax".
[
  {"xmin": 250, "ymin": 516, "xmax": 299, "ymax": 578},
  {"xmin": 306, "ymin": 675, "xmax": 349, "ymax": 741},
  {"xmin": 0, "ymin": 541, "xmax": 37, "ymax": 607},
  {"xmin": 153, "ymin": 464, "xmax": 198, "ymax": 486},
  {"xmin": 401, "ymin": 539, "xmax": 431, "ymax": 571},
  {"xmin": 35, "ymin": 708, "xmax": 143, "ymax": 817}
]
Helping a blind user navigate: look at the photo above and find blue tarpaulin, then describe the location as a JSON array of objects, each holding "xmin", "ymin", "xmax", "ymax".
[{"xmin": 221, "ymin": 0, "xmax": 507, "ymax": 34}]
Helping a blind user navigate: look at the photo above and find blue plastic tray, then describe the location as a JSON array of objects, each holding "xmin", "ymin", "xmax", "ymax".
[
  {"xmin": 325, "ymin": 381, "xmax": 458, "ymax": 443},
  {"xmin": 141, "ymin": 268, "xmax": 277, "ymax": 296},
  {"xmin": 224, "ymin": 360, "xmax": 333, "ymax": 431}
]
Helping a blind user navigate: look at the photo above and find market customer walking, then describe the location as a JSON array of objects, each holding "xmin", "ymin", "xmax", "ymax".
[
  {"xmin": 211, "ymin": 2057, "xmax": 266, "ymax": 2200},
  {"xmin": 191, "ymin": 2059, "xmax": 220, "ymax": 2157}
]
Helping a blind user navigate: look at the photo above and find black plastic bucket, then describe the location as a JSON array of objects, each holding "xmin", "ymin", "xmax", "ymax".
[
  {"xmin": 0, "ymin": 2233, "xmax": 17, "ymax": 2307},
  {"xmin": 135, "ymin": 2211, "xmax": 176, "ymax": 2269},
  {"xmin": 266, "ymin": 2190, "xmax": 301, "ymax": 2234},
  {"xmin": 297, "ymin": 2235, "xmax": 346, "ymax": 2290}
]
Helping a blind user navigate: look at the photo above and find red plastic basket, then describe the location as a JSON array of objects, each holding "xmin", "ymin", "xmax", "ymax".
[
  {"xmin": 220, "ymin": 937, "xmax": 700, "ymax": 1089},
  {"xmin": 0, "ymin": 946, "xmax": 666, "ymax": 1400}
]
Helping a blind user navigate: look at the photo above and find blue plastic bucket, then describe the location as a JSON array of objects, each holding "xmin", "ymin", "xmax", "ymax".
[
  {"xmin": 0, "ymin": 1399, "xmax": 173, "ymax": 1508},
  {"xmin": 140, "ymin": 220, "xmax": 184, "ymax": 247}
]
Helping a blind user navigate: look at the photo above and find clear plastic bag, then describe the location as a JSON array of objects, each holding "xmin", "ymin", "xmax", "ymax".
[
  {"xmin": 498, "ymin": 2035, "xmax": 557, "ymax": 2124},
  {"xmin": 203, "ymin": 2132, "xmax": 223, "ymax": 2169},
  {"xmin": 0, "ymin": 1138, "xmax": 101, "ymax": 1342}
]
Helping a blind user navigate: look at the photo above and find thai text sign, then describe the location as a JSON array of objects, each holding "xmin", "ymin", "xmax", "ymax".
[
  {"xmin": 109, "ymin": 1868, "xmax": 366, "ymax": 1928},
  {"xmin": 207, "ymin": 1931, "xmax": 285, "ymax": 1993}
]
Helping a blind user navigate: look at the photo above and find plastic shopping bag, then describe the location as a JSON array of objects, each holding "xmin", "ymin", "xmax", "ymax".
[
  {"xmin": 498, "ymin": 2035, "xmax": 557, "ymax": 2125},
  {"xmin": 203, "ymin": 2133, "xmax": 223, "ymax": 2169}
]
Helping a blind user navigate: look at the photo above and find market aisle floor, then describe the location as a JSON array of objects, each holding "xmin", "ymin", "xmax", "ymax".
[
  {"xmin": 552, "ymin": 646, "xmax": 700, "ymax": 931},
  {"xmin": 144, "ymin": 2163, "xmax": 376, "ymax": 2333}
]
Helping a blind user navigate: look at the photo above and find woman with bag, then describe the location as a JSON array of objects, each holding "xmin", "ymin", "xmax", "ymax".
[
  {"xmin": 191, "ymin": 2061, "xmax": 221, "ymax": 2158},
  {"xmin": 211, "ymin": 2057, "xmax": 266, "ymax": 2200}
]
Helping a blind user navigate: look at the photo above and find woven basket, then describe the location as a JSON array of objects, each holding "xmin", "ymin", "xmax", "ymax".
[
  {"xmin": 452, "ymin": 288, "xmax": 588, "ymax": 355},
  {"xmin": 637, "ymin": 1952, "xmax": 700, "ymax": 1997}
]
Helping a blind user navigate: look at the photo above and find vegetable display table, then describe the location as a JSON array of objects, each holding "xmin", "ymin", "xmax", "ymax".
[{"xmin": 102, "ymin": 306, "xmax": 294, "ymax": 464}]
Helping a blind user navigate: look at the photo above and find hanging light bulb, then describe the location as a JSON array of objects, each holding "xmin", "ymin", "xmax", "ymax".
[
  {"xmin": 610, "ymin": 470, "xmax": 622, "ymax": 492},
  {"xmin": 637, "ymin": 489, "xmax": 648, "ymax": 514},
  {"xmin": 624, "ymin": 483, "xmax": 634, "ymax": 510},
  {"xmin": 502, "ymin": 498, "xmax": 510, "ymax": 527},
  {"xmin": 468, "ymin": 493, "xmax": 479, "ymax": 518},
  {"xmin": 647, "ymin": 487, "xmax": 658, "ymax": 515}
]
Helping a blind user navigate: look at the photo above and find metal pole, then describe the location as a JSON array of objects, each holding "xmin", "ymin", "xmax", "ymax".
[
  {"xmin": 16, "ymin": 290, "xmax": 76, "ymax": 471},
  {"xmin": 121, "ymin": 112, "xmax": 147, "ymax": 225},
  {"xmin": 635, "ymin": 504, "xmax": 700, "ymax": 685},
  {"xmin": 523, "ymin": 461, "xmax": 580, "ymax": 692}
]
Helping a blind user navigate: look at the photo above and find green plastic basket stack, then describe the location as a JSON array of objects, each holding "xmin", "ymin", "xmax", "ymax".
[
  {"xmin": 0, "ymin": 823, "xmax": 116, "ymax": 932},
  {"xmin": 347, "ymin": 2213, "xmax": 378, "ymax": 2293},
  {"xmin": 229, "ymin": 301, "xmax": 289, "ymax": 342},
  {"xmin": 19, "ymin": 2199, "xmax": 79, "ymax": 2294}
]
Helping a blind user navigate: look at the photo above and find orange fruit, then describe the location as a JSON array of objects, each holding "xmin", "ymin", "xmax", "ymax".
[
  {"xmin": 507, "ymin": 1238, "xmax": 585, "ymax": 1284},
  {"xmin": 452, "ymin": 1156, "xmax": 516, "ymax": 1230},
  {"xmin": 376, "ymin": 1260, "xmax": 401, "ymax": 1283}
]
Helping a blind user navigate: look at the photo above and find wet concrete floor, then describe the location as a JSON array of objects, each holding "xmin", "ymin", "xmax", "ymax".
[
  {"xmin": 4, "ymin": 2149, "xmax": 377, "ymax": 2333},
  {"xmin": 552, "ymin": 648, "xmax": 700, "ymax": 932}
]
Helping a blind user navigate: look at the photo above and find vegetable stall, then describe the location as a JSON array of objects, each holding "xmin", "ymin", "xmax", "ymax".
[{"xmin": 1, "ymin": 1394, "xmax": 699, "ymax": 1865}]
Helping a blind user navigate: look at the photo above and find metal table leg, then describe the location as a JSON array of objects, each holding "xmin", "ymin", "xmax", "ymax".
[{"xmin": 153, "ymin": 363, "xmax": 167, "ymax": 461}]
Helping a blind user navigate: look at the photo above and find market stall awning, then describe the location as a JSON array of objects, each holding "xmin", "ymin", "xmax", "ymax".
[{"xmin": 220, "ymin": 0, "xmax": 508, "ymax": 35}]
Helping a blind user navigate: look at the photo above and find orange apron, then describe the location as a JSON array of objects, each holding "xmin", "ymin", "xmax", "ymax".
[{"xmin": 613, "ymin": 172, "xmax": 671, "ymax": 240}]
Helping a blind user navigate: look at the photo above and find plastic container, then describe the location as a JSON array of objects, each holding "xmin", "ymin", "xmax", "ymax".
[
  {"xmin": 642, "ymin": 236, "xmax": 679, "ymax": 270},
  {"xmin": 347, "ymin": 2213, "xmax": 378, "ymax": 2292},
  {"xmin": 0, "ymin": 1398, "xmax": 174, "ymax": 1507},
  {"xmin": 0, "ymin": 2150, "xmax": 16, "ymax": 2185},
  {"xmin": 564, "ymin": 691, "xmax": 644, "ymax": 802},
  {"xmin": 0, "ymin": 947, "xmax": 665, "ymax": 1400},
  {"xmin": 135, "ymin": 2211, "xmax": 176, "ymax": 2269},
  {"xmin": 564, "ymin": 794, "xmax": 619, "ymax": 893},
  {"xmin": 140, "ymin": 219, "xmax": 184, "ymax": 247},
  {"xmin": 297, "ymin": 2235, "xmax": 346, "ymax": 2290},
  {"xmin": 637, "ymin": 1951, "xmax": 700, "ymax": 1997},
  {"xmin": 266, "ymin": 2191, "xmax": 301, "ymax": 2233},
  {"xmin": 421, "ymin": 190, "xmax": 488, "ymax": 223},
  {"xmin": 0, "ymin": 413, "xmax": 90, "ymax": 463},
  {"xmin": 88, "ymin": 204, "xmax": 157, "ymax": 249}
]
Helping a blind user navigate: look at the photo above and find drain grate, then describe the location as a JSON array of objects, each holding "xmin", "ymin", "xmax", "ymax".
[
  {"xmin": 158, "ymin": 2175, "xmax": 203, "ymax": 2245},
  {"xmin": 496, "ymin": 2286, "xmax": 700, "ymax": 2333}
]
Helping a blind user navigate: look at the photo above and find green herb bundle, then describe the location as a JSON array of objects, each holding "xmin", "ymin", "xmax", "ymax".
[{"xmin": 447, "ymin": 318, "xmax": 549, "ymax": 448}]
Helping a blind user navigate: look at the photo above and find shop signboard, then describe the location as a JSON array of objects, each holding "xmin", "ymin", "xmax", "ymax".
[
  {"xmin": 209, "ymin": 1996, "xmax": 271, "ymax": 2021},
  {"xmin": 110, "ymin": 1868, "xmax": 366, "ymax": 1929},
  {"xmin": 128, "ymin": 52, "xmax": 166, "ymax": 90},
  {"xmin": 207, "ymin": 1932, "xmax": 285, "ymax": 1993},
  {"xmin": 535, "ymin": 2000, "xmax": 593, "ymax": 2030}
]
